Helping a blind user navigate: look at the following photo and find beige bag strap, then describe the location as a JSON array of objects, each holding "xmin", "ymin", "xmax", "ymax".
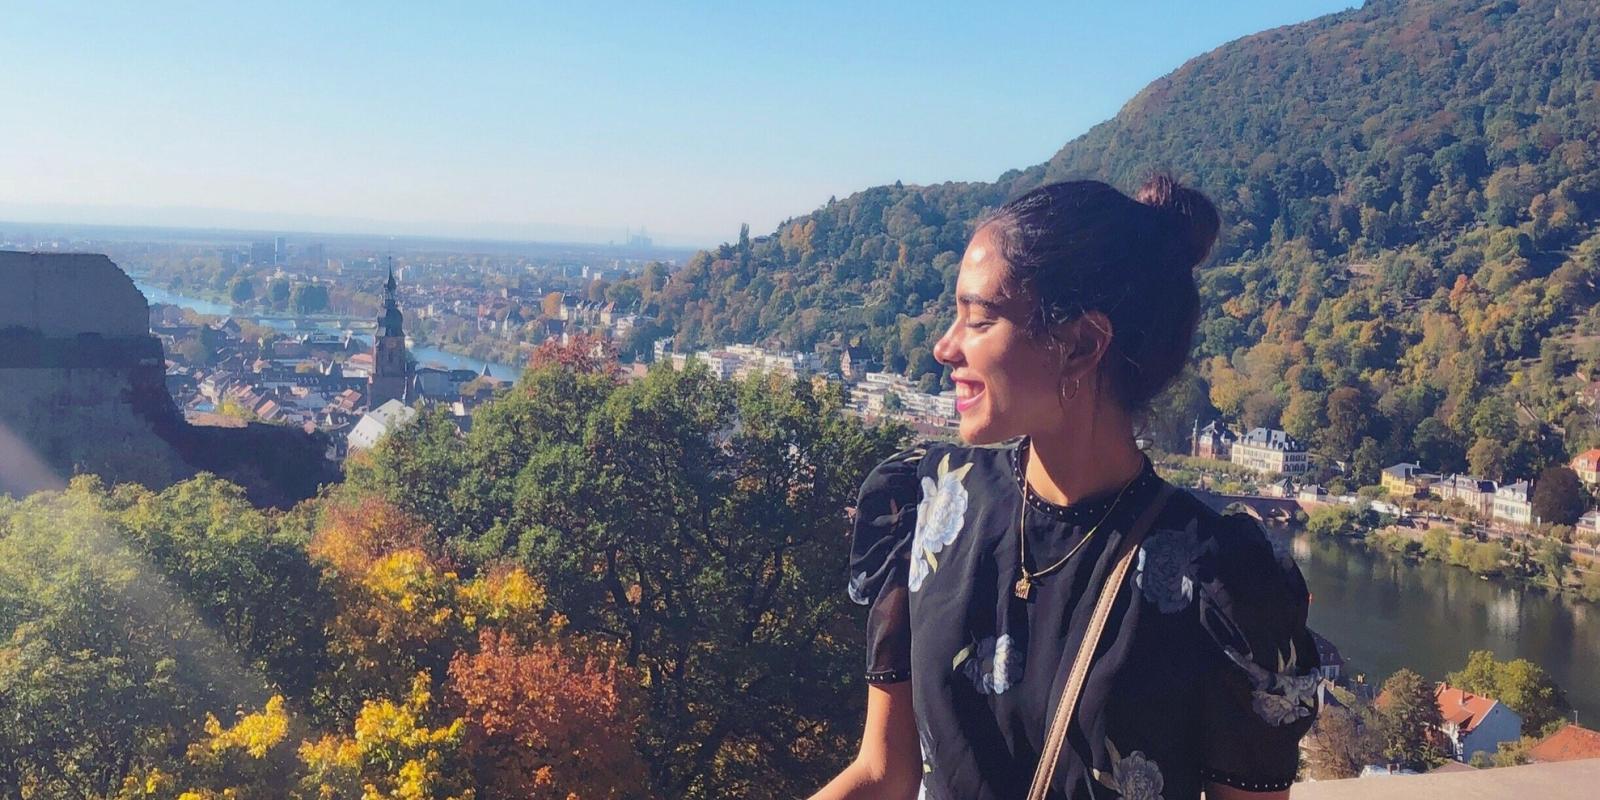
[{"xmin": 1026, "ymin": 482, "xmax": 1176, "ymax": 800}]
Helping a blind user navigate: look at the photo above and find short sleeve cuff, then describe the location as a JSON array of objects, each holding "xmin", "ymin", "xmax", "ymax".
[
  {"xmin": 1200, "ymin": 766, "xmax": 1294, "ymax": 793},
  {"xmin": 864, "ymin": 669, "xmax": 911, "ymax": 685}
]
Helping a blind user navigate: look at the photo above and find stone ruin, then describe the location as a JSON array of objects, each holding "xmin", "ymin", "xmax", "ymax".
[{"xmin": 0, "ymin": 251, "xmax": 337, "ymax": 506}]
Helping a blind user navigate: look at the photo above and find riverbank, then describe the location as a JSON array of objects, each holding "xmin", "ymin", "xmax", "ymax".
[
  {"xmin": 1279, "ymin": 528, "xmax": 1600, "ymax": 724},
  {"xmin": 1329, "ymin": 520, "xmax": 1600, "ymax": 605}
]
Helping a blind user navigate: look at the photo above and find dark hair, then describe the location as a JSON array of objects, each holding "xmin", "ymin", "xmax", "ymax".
[{"xmin": 979, "ymin": 174, "xmax": 1221, "ymax": 411}]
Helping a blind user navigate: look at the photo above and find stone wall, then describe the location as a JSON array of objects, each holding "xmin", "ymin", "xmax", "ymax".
[
  {"xmin": 0, "ymin": 251, "xmax": 338, "ymax": 506},
  {"xmin": 0, "ymin": 252, "xmax": 148, "ymax": 337},
  {"xmin": 0, "ymin": 367, "xmax": 192, "ymax": 492}
]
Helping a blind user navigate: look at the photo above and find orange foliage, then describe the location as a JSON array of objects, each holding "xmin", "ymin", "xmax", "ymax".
[
  {"xmin": 311, "ymin": 495, "xmax": 436, "ymax": 573},
  {"xmin": 528, "ymin": 333, "xmax": 618, "ymax": 376},
  {"xmin": 448, "ymin": 631, "xmax": 649, "ymax": 799}
]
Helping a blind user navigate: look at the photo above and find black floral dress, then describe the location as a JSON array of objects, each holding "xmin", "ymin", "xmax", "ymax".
[{"xmin": 847, "ymin": 439, "xmax": 1323, "ymax": 799}]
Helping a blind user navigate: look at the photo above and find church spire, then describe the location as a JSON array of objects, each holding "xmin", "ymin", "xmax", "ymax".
[
  {"xmin": 379, "ymin": 258, "xmax": 404, "ymax": 338},
  {"xmin": 369, "ymin": 256, "xmax": 409, "ymax": 409}
]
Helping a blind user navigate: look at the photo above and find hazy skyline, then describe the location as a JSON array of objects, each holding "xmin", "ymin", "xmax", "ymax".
[{"xmin": 1, "ymin": 1, "xmax": 1355, "ymax": 246}]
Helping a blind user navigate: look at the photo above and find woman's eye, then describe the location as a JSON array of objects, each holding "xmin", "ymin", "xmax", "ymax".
[{"xmin": 966, "ymin": 320, "xmax": 994, "ymax": 330}]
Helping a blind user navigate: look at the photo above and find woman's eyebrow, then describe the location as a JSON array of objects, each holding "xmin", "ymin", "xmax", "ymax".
[{"xmin": 957, "ymin": 292, "xmax": 1003, "ymax": 311}]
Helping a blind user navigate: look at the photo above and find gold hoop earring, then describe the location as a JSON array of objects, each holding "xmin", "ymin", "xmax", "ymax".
[{"xmin": 1067, "ymin": 376, "xmax": 1082, "ymax": 402}]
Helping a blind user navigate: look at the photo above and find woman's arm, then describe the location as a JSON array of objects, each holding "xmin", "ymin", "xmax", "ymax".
[
  {"xmin": 1206, "ymin": 784, "xmax": 1289, "ymax": 800},
  {"xmin": 809, "ymin": 682, "xmax": 921, "ymax": 800}
]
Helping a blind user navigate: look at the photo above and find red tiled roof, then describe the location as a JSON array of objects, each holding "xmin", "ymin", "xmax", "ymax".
[
  {"xmin": 1435, "ymin": 684, "xmax": 1500, "ymax": 733},
  {"xmin": 1573, "ymin": 449, "xmax": 1600, "ymax": 471},
  {"xmin": 1529, "ymin": 724, "xmax": 1600, "ymax": 763}
]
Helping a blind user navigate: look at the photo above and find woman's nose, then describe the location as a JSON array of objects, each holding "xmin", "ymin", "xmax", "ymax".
[{"xmin": 933, "ymin": 323, "xmax": 960, "ymax": 367}]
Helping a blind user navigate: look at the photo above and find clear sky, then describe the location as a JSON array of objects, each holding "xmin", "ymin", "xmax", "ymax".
[{"xmin": 0, "ymin": 1, "xmax": 1356, "ymax": 246}]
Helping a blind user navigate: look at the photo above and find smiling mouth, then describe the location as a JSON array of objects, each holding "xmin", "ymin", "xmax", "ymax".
[{"xmin": 954, "ymin": 379, "xmax": 985, "ymax": 413}]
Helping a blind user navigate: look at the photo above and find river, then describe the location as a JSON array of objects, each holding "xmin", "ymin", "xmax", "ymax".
[
  {"xmin": 135, "ymin": 280, "xmax": 522, "ymax": 381},
  {"xmin": 1277, "ymin": 529, "xmax": 1600, "ymax": 724}
]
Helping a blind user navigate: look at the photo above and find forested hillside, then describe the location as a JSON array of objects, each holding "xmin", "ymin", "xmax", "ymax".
[{"xmin": 633, "ymin": 0, "xmax": 1600, "ymax": 485}]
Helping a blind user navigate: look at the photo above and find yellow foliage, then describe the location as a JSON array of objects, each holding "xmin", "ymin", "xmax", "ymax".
[
  {"xmin": 299, "ymin": 734, "xmax": 362, "ymax": 770},
  {"xmin": 304, "ymin": 673, "xmax": 474, "ymax": 800},
  {"xmin": 459, "ymin": 567, "xmax": 559, "ymax": 637},
  {"xmin": 202, "ymin": 695, "xmax": 290, "ymax": 759}
]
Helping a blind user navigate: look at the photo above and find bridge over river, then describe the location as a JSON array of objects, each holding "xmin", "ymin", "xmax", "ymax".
[{"xmin": 1184, "ymin": 488, "xmax": 1305, "ymax": 521}]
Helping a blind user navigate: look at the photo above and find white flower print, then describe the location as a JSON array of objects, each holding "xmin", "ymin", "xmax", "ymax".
[
  {"xmin": 847, "ymin": 570, "xmax": 871, "ymax": 605},
  {"xmin": 1136, "ymin": 520, "xmax": 1206, "ymax": 613},
  {"xmin": 1093, "ymin": 739, "xmax": 1165, "ymax": 800},
  {"xmin": 954, "ymin": 633, "xmax": 1023, "ymax": 695},
  {"xmin": 1223, "ymin": 642, "xmax": 1324, "ymax": 726},
  {"xmin": 908, "ymin": 453, "xmax": 972, "ymax": 593}
]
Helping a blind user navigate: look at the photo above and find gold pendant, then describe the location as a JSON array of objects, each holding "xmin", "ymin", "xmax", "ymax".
[{"xmin": 1014, "ymin": 576, "xmax": 1034, "ymax": 601}]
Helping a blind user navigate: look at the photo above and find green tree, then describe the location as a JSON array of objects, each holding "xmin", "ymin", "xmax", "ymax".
[
  {"xmin": 269, "ymin": 278, "xmax": 292, "ymax": 309},
  {"xmin": 1412, "ymin": 418, "xmax": 1463, "ymax": 474},
  {"xmin": 1446, "ymin": 650, "xmax": 1572, "ymax": 735},
  {"xmin": 228, "ymin": 276, "xmax": 255, "ymax": 304},
  {"xmin": 1468, "ymin": 438, "xmax": 1508, "ymax": 481},
  {"xmin": 1324, "ymin": 387, "xmax": 1369, "ymax": 458},
  {"xmin": 1466, "ymin": 541, "xmax": 1504, "ymax": 576},
  {"xmin": 1420, "ymin": 528, "xmax": 1452, "ymax": 561},
  {"xmin": 0, "ymin": 478, "xmax": 276, "ymax": 797},
  {"xmin": 1378, "ymin": 668, "xmax": 1446, "ymax": 770},
  {"xmin": 349, "ymin": 347, "xmax": 910, "ymax": 798},
  {"xmin": 1531, "ymin": 466, "xmax": 1587, "ymax": 526},
  {"xmin": 291, "ymin": 283, "xmax": 330, "ymax": 315},
  {"xmin": 1534, "ymin": 538, "xmax": 1568, "ymax": 585},
  {"xmin": 1306, "ymin": 505, "xmax": 1357, "ymax": 537},
  {"xmin": 1350, "ymin": 437, "xmax": 1385, "ymax": 487}
]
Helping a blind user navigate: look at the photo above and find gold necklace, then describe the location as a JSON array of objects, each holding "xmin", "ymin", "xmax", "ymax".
[{"xmin": 1013, "ymin": 441, "xmax": 1143, "ymax": 601}]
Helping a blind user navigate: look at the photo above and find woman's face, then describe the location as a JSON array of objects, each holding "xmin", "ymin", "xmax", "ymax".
[{"xmin": 933, "ymin": 226, "xmax": 1074, "ymax": 445}]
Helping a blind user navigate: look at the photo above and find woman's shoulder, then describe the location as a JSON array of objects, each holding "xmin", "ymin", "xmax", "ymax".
[
  {"xmin": 861, "ymin": 438, "xmax": 1017, "ymax": 486},
  {"xmin": 1171, "ymin": 501, "xmax": 1316, "ymax": 669}
]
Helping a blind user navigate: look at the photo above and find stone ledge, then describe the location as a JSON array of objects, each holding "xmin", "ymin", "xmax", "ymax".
[{"xmin": 1291, "ymin": 758, "xmax": 1600, "ymax": 799}]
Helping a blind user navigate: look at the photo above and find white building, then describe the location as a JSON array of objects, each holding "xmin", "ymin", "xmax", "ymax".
[
  {"xmin": 347, "ymin": 399, "xmax": 418, "ymax": 451},
  {"xmin": 1576, "ymin": 509, "xmax": 1600, "ymax": 539},
  {"xmin": 1435, "ymin": 474, "xmax": 1498, "ymax": 518},
  {"xmin": 1492, "ymin": 480, "xmax": 1535, "ymax": 529},
  {"xmin": 850, "ymin": 371, "xmax": 957, "ymax": 426},
  {"xmin": 1230, "ymin": 427, "xmax": 1310, "ymax": 475}
]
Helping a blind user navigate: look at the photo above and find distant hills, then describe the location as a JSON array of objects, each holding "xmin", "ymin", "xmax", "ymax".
[{"xmin": 632, "ymin": 0, "xmax": 1600, "ymax": 482}]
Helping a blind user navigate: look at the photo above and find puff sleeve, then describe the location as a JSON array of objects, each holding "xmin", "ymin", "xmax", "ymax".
[
  {"xmin": 1196, "ymin": 513, "xmax": 1323, "ymax": 793},
  {"xmin": 846, "ymin": 444, "xmax": 927, "ymax": 685}
]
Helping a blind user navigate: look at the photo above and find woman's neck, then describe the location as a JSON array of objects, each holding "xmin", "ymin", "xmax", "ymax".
[{"xmin": 1024, "ymin": 405, "xmax": 1146, "ymax": 507}]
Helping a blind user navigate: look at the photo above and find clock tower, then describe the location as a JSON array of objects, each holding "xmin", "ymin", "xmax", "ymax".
[{"xmin": 368, "ymin": 262, "xmax": 409, "ymax": 408}]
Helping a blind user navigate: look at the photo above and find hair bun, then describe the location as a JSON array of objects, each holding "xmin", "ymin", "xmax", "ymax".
[{"xmin": 1135, "ymin": 173, "xmax": 1221, "ymax": 269}]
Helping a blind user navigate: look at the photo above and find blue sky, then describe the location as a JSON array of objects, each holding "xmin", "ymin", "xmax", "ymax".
[{"xmin": 0, "ymin": 1, "xmax": 1356, "ymax": 246}]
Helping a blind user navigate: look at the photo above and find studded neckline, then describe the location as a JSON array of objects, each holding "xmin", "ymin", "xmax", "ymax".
[{"xmin": 1008, "ymin": 437, "xmax": 1161, "ymax": 525}]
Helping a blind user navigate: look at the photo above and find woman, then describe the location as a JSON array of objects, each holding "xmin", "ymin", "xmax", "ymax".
[{"xmin": 812, "ymin": 178, "xmax": 1322, "ymax": 800}]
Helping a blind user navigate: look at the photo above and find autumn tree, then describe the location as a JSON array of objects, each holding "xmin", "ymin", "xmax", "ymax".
[
  {"xmin": 1377, "ymin": 668, "xmax": 1446, "ymax": 770},
  {"xmin": 433, "ymin": 359, "xmax": 909, "ymax": 797},
  {"xmin": 299, "ymin": 673, "xmax": 475, "ymax": 800},
  {"xmin": 1304, "ymin": 704, "xmax": 1382, "ymax": 780},
  {"xmin": 448, "ymin": 631, "xmax": 649, "ymax": 798}
]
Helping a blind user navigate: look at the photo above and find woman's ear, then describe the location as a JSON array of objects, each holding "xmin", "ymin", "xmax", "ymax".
[{"xmin": 1053, "ymin": 312, "xmax": 1115, "ymax": 374}]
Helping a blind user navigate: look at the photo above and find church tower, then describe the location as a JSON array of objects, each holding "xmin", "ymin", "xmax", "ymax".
[{"xmin": 368, "ymin": 262, "xmax": 409, "ymax": 408}]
